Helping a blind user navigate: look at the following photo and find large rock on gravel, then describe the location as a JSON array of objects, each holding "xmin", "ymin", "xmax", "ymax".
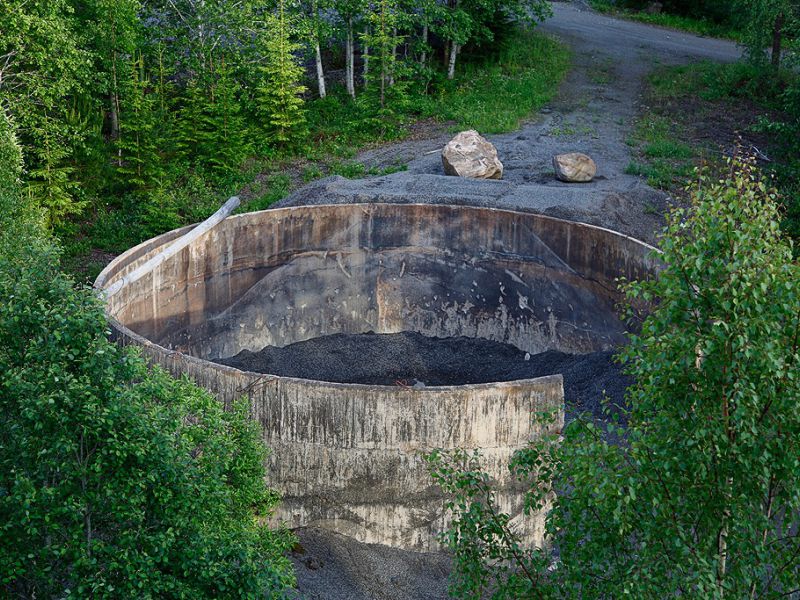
[
  {"xmin": 553, "ymin": 152, "xmax": 597, "ymax": 183},
  {"xmin": 442, "ymin": 130, "xmax": 503, "ymax": 179}
]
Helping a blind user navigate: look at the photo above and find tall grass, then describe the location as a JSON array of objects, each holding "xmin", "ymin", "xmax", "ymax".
[{"xmin": 418, "ymin": 30, "xmax": 571, "ymax": 133}]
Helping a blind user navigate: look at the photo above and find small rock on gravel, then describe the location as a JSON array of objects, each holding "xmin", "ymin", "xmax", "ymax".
[{"xmin": 553, "ymin": 152, "xmax": 597, "ymax": 182}]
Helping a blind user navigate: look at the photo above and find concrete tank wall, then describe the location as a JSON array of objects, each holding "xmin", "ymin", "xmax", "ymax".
[{"xmin": 95, "ymin": 203, "xmax": 659, "ymax": 551}]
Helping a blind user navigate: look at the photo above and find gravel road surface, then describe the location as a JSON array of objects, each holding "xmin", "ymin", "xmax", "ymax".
[{"xmin": 277, "ymin": 3, "xmax": 740, "ymax": 246}]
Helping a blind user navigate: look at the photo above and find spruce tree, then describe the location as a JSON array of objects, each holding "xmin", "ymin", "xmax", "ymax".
[
  {"xmin": 205, "ymin": 58, "xmax": 251, "ymax": 174},
  {"xmin": 362, "ymin": 0, "xmax": 403, "ymax": 108},
  {"xmin": 258, "ymin": 0, "xmax": 308, "ymax": 146},
  {"xmin": 116, "ymin": 55, "xmax": 162, "ymax": 189}
]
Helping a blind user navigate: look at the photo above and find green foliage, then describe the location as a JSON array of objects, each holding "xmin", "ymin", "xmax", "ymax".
[
  {"xmin": 624, "ymin": 112, "xmax": 698, "ymax": 188},
  {"xmin": 361, "ymin": 0, "xmax": 405, "ymax": 108},
  {"xmin": 207, "ymin": 61, "xmax": 252, "ymax": 174},
  {"xmin": 0, "ymin": 0, "xmax": 95, "ymax": 224},
  {"xmin": 1, "ymin": 0, "xmax": 569, "ymax": 275},
  {"xmin": 24, "ymin": 115, "xmax": 87, "ymax": 226},
  {"xmin": 429, "ymin": 156, "xmax": 800, "ymax": 598},
  {"xmin": 588, "ymin": 0, "xmax": 742, "ymax": 39},
  {"xmin": 418, "ymin": 29, "xmax": 570, "ymax": 133},
  {"xmin": 0, "ymin": 105, "xmax": 23, "ymax": 191},
  {"xmin": 0, "ymin": 184, "xmax": 296, "ymax": 598},
  {"xmin": 117, "ymin": 56, "xmax": 164, "ymax": 189},
  {"xmin": 258, "ymin": 1, "xmax": 308, "ymax": 146},
  {"xmin": 174, "ymin": 62, "xmax": 252, "ymax": 176},
  {"xmin": 246, "ymin": 174, "xmax": 293, "ymax": 212},
  {"xmin": 426, "ymin": 447, "xmax": 554, "ymax": 599},
  {"xmin": 642, "ymin": 59, "xmax": 800, "ymax": 242},
  {"xmin": 734, "ymin": 0, "xmax": 799, "ymax": 66}
]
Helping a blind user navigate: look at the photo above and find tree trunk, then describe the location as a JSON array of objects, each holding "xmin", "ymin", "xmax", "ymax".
[
  {"xmin": 771, "ymin": 12, "xmax": 784, "ymax": 68},
  {"xmin": 448, "ymin": 42, "xmax": 459, "ymax": 80},
  {"xmin": 363, "ymin": 28, "xmax": 370, "ymax": 88},
  {"xmin": 389, "ymin": 28, "xmax": 397, "ymax": 86},
  {"xmin": 109, "ymin": 93, "xmax": 120, "ymax": 141},
  {"xmin": 421, "ymin": 24, "xmax": 428, "ymax": 66},
  {"xmin": 346, "ymin": 18, "xmax": 355, "ymax": 98},
  {"xmin": 314, "ymin": 40, "xmax": 326, "ymax": 98}
]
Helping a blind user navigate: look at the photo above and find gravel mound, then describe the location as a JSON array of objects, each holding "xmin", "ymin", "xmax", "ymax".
[
  {"xmin": 287, "ymin": 528, "xmax": 451, "ymax": 600},
  {"xmin": 216, "ymin": 331, "xmax": 632, "ymax": 421}
]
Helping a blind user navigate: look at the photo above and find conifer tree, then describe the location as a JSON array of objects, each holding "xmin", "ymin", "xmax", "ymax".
[
  {"xmin": 24, "ymin": 115, "xmax": 84, "ymax": 226},
  {"xmin": 116, "ymin": 55, "xmax": 162, "ymax": 189},
  {"xmin": 174, "ymin": 77, "xmax": 208, "ymax": 166},
  {"xmin": 362, "ymin": 0, "xmax": 403, "ymax": 107},
  {"xmin": 205, "ymin": 58, "xmax": 251, "ymax": 174},
  {"xmin": 258, "ymin": 0, "xmax": 307, "ymax": 146}
]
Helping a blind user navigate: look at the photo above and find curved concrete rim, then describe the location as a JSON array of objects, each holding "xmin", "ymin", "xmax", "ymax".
[{"xmin": 95, "ymin": 202, "xmax": 659, "ymax": 391}]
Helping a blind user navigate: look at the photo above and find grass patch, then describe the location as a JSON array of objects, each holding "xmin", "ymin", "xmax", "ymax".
[
  {"xmin": 629, "ymin": 60, "xmax": 800, "ymax": 246},
  {"xmin": 625, "ymin": 112, "xmax": 701, "ymax": 189},
  {"xmin": 245, "ymin": 174, "xmax": 292, "ymax": 213},
  {"xmin": 643, "ymin": 139, "xmax": 693, "ymax": 159},
  {"xmin": 625, "ymin": 158, "xmax": 694, "ymax": 189},
  {"xmin": 415, "ymin": 30, "xmax": 571, "ymax": 133},
  {"xmin": 588, "ymin": 1, "xmax": 741, "ymax": 40},
  {"xmin": 302, "ymin": 29, "xmax": 570, "ymax": 151},
  {"xmin": 648, "ymin": 61, "xmax": 790, "ymax": 109},
  {"xmin": 644, "ymin": 60, "xmax": 800, "ymax": 243},
  {"xmin": 626, "ymin": 62, "xmax": 787, "ymax": 191}
]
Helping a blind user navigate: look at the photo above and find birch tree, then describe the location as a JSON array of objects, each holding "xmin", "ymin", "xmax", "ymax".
[
  {"xmin": 429, "ymin": 156, "xmax": 800, "ymax": 598},
  {"xmin": 336, "ymin": 0, "xmax": 364, "ymax": 97},
  {"xmin": 301, "ymin": 0, "xmax": 332, "ymax": 98},
  {"xmin": 735, "ymin": 0, "xmax": 799, "ymax": 67}
]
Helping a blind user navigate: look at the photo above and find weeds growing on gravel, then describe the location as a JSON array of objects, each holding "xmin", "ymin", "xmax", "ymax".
[
  {"xmin": 633, "ymin": 60, "xmax": 800, "ymax": 243},
  {"xmin": 625, "ymin": 113, "xmax": 698, "ymax": 188}
]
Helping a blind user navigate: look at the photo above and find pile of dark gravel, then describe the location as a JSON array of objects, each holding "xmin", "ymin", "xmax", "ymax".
[{"xmin": 216, "ymin": 331, "xmax": 632, "ymax": 421}]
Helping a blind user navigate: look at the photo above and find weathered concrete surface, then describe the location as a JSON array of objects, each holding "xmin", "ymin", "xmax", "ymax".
[{"xmin": 96, "ymin": 203, "xmax": 659, "ymax": 550}]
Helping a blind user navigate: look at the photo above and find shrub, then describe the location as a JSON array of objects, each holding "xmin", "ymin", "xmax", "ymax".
[
  {"xmin": 0, "ymin": 182, "xmax": 295, "ymax": 598},
  {"xmin": 429, "ymin": 156, "xmax": 800, "ymax": 598}
]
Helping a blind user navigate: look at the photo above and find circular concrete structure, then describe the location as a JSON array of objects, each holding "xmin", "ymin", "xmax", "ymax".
[{"xmin": 95, "ymin": 203, "xmax": 659, "ymax": 551}]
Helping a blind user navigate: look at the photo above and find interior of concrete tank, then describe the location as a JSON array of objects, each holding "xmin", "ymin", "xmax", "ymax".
[{"xmin": 112, "ymin": 203, "xmax": 656, "ymax": 371}]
